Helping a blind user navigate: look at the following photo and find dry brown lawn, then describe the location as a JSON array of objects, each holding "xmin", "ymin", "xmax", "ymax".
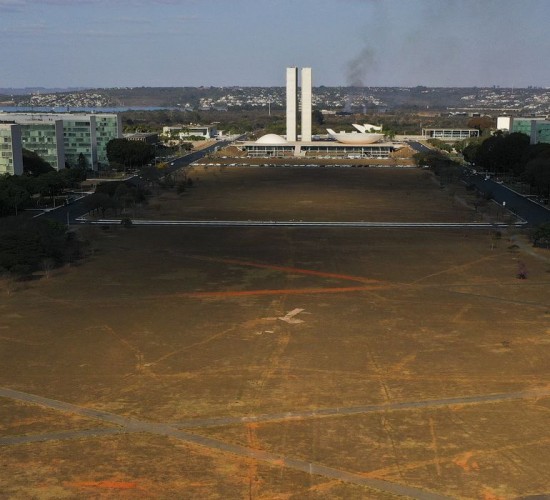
[{"xmin": 1, "ymin": 166, "xmax": 549, "ymax": 499}]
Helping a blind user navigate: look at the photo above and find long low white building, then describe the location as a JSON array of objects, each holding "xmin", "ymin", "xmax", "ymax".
[
  {"xmin": 240, "ymin": 134, "xmax": 396, "ymax": 159},
  {"xmin": 421, "ymin": 128, "xmax": 479, "ymax": 140}
]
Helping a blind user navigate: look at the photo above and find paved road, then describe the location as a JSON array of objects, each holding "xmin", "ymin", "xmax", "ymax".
[
  {"xmin": 406, "ymin": 140, "xmax": 433, "ymax": 155},
  {"xmin": 406, "ymin": 140, "xmax": 550, "ymax": 227},
  {"xmin": 464, "ymin": 172, "xmax": 550, "ymax": 226}
]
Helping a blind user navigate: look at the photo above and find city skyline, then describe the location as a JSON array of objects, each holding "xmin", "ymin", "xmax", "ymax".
[{"xmin": 1, "ymin": 0, "xmax": 550, "ymax": 89}]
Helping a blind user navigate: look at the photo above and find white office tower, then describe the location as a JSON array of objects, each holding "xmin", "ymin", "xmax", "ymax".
[
  {"xmin": 286, "ymin": 67, "xmax": 298, "ymax": 142},
  {"xmin": 301, "ymin": 67, "xmax": 312, "ymax": 142}
]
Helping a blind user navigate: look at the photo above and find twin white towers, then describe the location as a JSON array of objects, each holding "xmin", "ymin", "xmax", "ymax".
[{"xmin": 286, "ymin": 67, "xmax": 312, "ymax": 142}]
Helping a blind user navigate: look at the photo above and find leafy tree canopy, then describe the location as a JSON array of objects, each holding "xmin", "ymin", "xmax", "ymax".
[
  {"xmin": 22, "ymin": 148, "xmax": 55, "ymax": 177},
  {"xmin": 0, "ymin": 217, "xmax": 76, "ymax": 277},
  {"xmin": 106, "ymin": 139, "xmax": 155, "ymax": 169}
]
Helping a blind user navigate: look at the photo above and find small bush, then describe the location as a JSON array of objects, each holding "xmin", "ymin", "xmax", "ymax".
[
  {"xmin": 176, "ymin": 181, "xmax": 187, "ymax": 194},
  {"xmin": 531, "ymin": 223, "xmax": 550, "ymax": 248},
  {"xmin": 120, "ymin": 217, "xmax": 133, "ymax": 228}
]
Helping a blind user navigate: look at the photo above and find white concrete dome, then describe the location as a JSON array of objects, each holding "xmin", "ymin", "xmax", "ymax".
[{"xmin": 255, "ymin": 134, "xmax": 288, "ymax": 144}]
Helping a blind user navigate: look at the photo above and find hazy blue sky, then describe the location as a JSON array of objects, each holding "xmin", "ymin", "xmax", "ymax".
[{"xmin": 1, "ymin": 0, "xmax": 549, "ymax": 88}]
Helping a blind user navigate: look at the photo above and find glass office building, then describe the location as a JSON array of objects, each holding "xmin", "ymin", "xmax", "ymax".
[
  {"xmin": 0, "ymin": 112, "xmax": 122, "ymax": 171},
  {"xmin": 95, "ymin": 114, "xmax": 123, "ymax": 168},
  {"xmin": 62, "ymin": 117, "xmax": 96, "ymax": 169},
  {"xmin": 511, "ymin": 118, "xmax": 550, "ymax": 145},
  {"xmin": 20, "ymin": 121, "xmax": 65, "ymax": 170},
  {"xmin": 0, "ymin": 124, "xmax": 23, "ymax": 175}
]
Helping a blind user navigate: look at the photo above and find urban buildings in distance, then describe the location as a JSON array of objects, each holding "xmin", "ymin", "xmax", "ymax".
[{"xmin": 3, "ymin": 86, "xmax": 550, "ymax": 116}]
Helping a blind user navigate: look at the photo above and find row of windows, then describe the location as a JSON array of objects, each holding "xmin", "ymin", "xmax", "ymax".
[{"xmin": 23, "ymin": 138, "xmax": 56, "ymax": 144}]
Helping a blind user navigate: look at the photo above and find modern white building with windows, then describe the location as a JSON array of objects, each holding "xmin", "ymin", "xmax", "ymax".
[
  {"xmin": 421, "ymin": 128, "xmax": 479, "ymax": 140},
  {"xmin": 162, "ymin": 125, "xmax": 218, "ymax": 140}
]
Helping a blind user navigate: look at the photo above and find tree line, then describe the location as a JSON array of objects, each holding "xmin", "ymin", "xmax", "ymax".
[
  {"xmin": 106, "ymin": 139, "xmax": 155, "ymax": 170},
  {"xmin": 0, "ymin": 166, "xmax": 86, "ymax": 217},
  {"xmin": 462, "ymin": 132, "xmax": 550, "ymax": 198},
  {"xmin": 0, "ymin": 217, "xmax": 83, "ymax": 278},
  {"xmin": 83, "ymin": 180, "xmax": 149, "ymax": 218}
]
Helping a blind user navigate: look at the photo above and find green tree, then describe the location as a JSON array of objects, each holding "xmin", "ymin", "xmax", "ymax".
[
  {"xmin": 0, "ymin": 217, "xmax": 71, "ymax": 277},
  {"xmin": 84, "ymin": 192, "xmax": 114, "ymax": 217},
  {"xmin": 35, "ymin": 171, "xmax": 66, "ymax": 203},
  {"xmin": 384, "ymin": 128, "xmax": 396, "ymax": 140},
  {"xmin": 106, "ymin": 139, "xmax": 155, "ymax": 169},
  {"xmin": 462, "ymin": 141, "xmax": 481, "ymax": 163},
  {"xmin": 60, "ymin": 167, "xmax": 87, "ymax": 187},
  {"xmin": 139, "ymin": 166, "xmax": 161, "ymax": 188},
  {"xmin": 22, "ymin": 149, "xmax": 55, "ymax": 177},
  {"xmin": 525, "ymin": 157, "xmax": 550, "ymax": 197},
  {"xmin": 0, "ymin": 182, "xmax": 29, "ymax": 216},
  {"xmin": 77, "ymin": 153, "xmax": 89, "ymax": 170},
  {"xmin": 312, "ymin": 109, "xmax": 324, "ymax": 126},
  {"xmin": 531, "ymin": 223, "xmax": 550, "ymax": 248},
  {"xmin": 474, "ymin": 132, "xmax": 530, "ymax": 175},
  {"xmin": 467, "ymin": 116, "xmax": 494, "ymax": 136}
]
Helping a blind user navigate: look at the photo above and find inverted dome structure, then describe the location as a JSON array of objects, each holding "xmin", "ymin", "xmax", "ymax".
[
  {"xmin": 255, "ymin": 134, "xmax": 288, "ymax": 144},
  {"xmin": 326, "ymin": 128, "xmax": 384, "ymax": 145}
]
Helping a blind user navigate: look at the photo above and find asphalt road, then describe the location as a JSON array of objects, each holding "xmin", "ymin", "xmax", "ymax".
[
  {"xmin": 406, "ymin": 141, "xmax": 550, "ymax": 227},
  {"xmin": 464, "ymin": 171, "xmax": 550, "ymax": 227},
  {"xmin": 406, "ymin": 140, "xmax": 432, "ymax": 154}
]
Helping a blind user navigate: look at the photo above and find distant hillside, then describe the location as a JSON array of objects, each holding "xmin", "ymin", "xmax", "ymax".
[{"xmin": 7, "ymin": 86, "xmax": 550, "ymax": 115}]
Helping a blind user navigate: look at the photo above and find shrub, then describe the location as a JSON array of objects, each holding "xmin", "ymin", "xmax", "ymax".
[
  {"xmin": 531, "ymin": 223, "xmax": 550, "ymax": 248},
  {"xmin": 120, "ymin": 217, "xmax": 133, "ymax": 228}
]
